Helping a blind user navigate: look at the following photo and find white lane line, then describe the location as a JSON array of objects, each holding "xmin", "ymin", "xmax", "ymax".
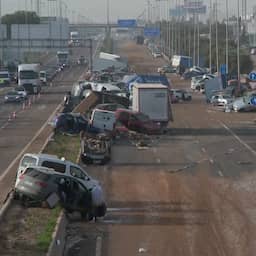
[
  {"xmin": 219, "ymin": 121, "xmax": 256, "ymax": 157},
  {"xmin": 201, "ymin": 147, "xmax": 206, "ymax": 153},
  {"xmin": 95, "ymin": 236, "xmax": 102, "ymax": 256},
  {"xmin": 218, "ymin": 170, "xmax": 224, "ymax": 177},
  {"xmin": 0, "ymin": 102, "xmax": 62, "ymax": 181}
]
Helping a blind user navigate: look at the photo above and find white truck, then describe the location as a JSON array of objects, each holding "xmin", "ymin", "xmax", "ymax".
[
  {"xmin": 132, "ymin": 83, "xmax": 172, "ymax": 126},
  {"xmin": 18, "ymin": 64, "xmax": 41, "ymax": 94},
  {"xmin": 57, "ymin": 51, "xmax": 70, "ymax": 67}
]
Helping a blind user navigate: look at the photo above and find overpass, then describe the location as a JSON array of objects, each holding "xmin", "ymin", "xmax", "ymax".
[{"xmin": 69, "ymin": 23, "xmax": 145, "ymax": 30}]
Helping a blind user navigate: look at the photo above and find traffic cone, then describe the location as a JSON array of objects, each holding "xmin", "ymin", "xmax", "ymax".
[
  {"xmin": 38, "ymin": 92, "xmax": 41, "ymax": 99},
  {"xmin": 12, "ymin": 111, "xmax": 17, "ymax": 119},
  {"xmin": 28, "ymin": 99, "xmax": 31, "ymax": 108},
  {"xmin": 32, "ymin": 95, "xmax": 36, "ymax": 103},
  {"xmin": 22, "ymin": 102, "xmax": 26, "ymax": 110},
  {"xmin": 8, "ymin": 114, "xmax": 12, "ymax": 122}
]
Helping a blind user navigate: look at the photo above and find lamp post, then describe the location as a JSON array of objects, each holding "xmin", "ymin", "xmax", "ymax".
[
  {"xmin": 237, "ymin": 0, "xmax": 240, "ymax": 92},
  {"xmin": 225, "ymin": 0, "xmax": 229, "ymax": 77}
]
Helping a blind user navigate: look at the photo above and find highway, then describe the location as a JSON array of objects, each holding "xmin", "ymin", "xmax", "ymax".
[
  {"xmin": 0, "ymin": 42, "xmax": 100, "ymax": 207},
  {"xmin": 63, "ymin": 41, "xmax": 256, "ymax": 256}
]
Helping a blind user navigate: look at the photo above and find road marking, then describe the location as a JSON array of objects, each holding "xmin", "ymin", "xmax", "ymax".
[
  {"xmin": 0, "ymin": 102, "xmax": 62, "ymax": 181},
  {"xmin": 218, "ymin": 170, "xmax": 224, "ymax": 177},
  {"xmin": 201, "ymin": 147, "xmax": 206, "ymax": 153},
  {"xmin": 95, "ymin": 236, "xmax": 102, "ymax": 256},
  {"xmin": 219, "ymin": 121, "xmax": 256, "ymax": 157}
]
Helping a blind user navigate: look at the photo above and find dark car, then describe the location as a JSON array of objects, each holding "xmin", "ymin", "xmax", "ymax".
[
  {"xmin": 115, "ymin": 109, "xmax": 161, "ymax": 135},
  {"xmin": 52, "ymin": 113, "xmax": 100, "ymax": 134},
  {"xmin": 182, "ymin": 70, "xmax": 203, "ymax": 80},
  {"xmin": 4, "ymin": 91, "xmax": 25, "ymax": 103}
]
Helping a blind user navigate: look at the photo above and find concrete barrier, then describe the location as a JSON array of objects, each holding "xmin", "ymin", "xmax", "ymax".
[{"xmin": 46, "ymin": 211, "xmax": 68, "ymax": 256}]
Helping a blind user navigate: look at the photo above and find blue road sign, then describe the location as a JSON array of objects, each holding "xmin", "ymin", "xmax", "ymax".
[
  {"xmin": 250, "ymin": 96, "xmax": 256, "ymax": 106},
  {"xmin": 144, "ymin": 28, "xmax": 160, "ymax": 37},
  {"xmin": 249, "ymin": 71, "xmax": 256, "ymax": 81},
  {"xmin": 117, "ymin": 19, "xmax": 137, "ymax": 28}
]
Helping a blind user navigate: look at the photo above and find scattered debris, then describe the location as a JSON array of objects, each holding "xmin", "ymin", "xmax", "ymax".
[{"xmin": 138, "ymin": 247, "xmax": 147, "ymax": 253}]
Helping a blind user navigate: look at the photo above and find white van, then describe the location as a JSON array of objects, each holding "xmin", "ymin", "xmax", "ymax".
[
  {"xmin": 16, "ymin": 153, "xmax": 99, "ymax": 189},
  {"xmin": 90, "ymin": 109, "xmax": 116, "ymax": 132}
]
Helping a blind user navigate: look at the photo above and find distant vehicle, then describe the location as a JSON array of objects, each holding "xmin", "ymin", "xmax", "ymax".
[
  {"xmin": 157, "ymin": 65, "xmax": 176, "ymax": 74},
  {"xmin": 4, "ymin": 91, "xmax": 26, "ymax": 103},
  {"xmin": 153, "ymin": 51, "xmax": 162, "ymax": 58},
  {"xmin": 136, "ymin": 35, "xmax": 144, "ymax": 45},
  {"xmin": 233, "ymin": 95, "xmax": 256, "ymax": 112},
  {"xmin": 57, "ymin": 51, "xmax": 70, "ymax": 67},
  {"xmin": 39, "ymin": 71, "xmax": 47, "ymax": 86},
  {"xmin": 171, "ymin": 55, "xmax": 193, "ymax": 73},
  {"xmin": 70, "ymin": 31, "xmax": 80, "ymax": 46},
  {"xmin": 16, "ymin": 153, "xmax": 99, "ymax": 190},
  {"xmin": 210, "ymin": 94, "xmax": 233, "ymax": 106},
  {"xmin": 204, "ymin": 77, "xmax": 223, "ymax": 102},
  {"xmin": 132, "ymin": 84, "xmax": 171, "ymax": 126},
  {"xmin": 170, "ymin": 89, "xmax": 192, "ymax": 101},
  {"xmin": 115, "ymin": 109, "xmax": 161, "ymax": 134},
  {"xmin": 182, "ymin": 70, "xmax": 203, "ymax": 80},
  {"xmin": 191, "ymin": 74, "xmax": 215, "ymax": 90},
  {"xmin": 14, "ymin": 86, "xmax": 28, "ymax": 98},
  {"xmin": 18, "ymin": 63, "xmax": 41, "ymax": 94},
  {"xmin": 0, "ymin": 71, "xmax": 11, "ymax": 86},
  {"xmin": 77, "ymin": 56, "xmax": 87, "ymax": 65},
  {"xmin": 250, "ymin": 48, "xmax": 256, "ymax": 55}
]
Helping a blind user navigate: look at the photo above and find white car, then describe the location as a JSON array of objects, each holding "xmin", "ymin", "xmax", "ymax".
[
  {"xmin": 14, "ymin": 86, "xmax": 28, "ymax": 98},
  {"xmin": 210, "ymin": 95, "xmax": 233, "ymax": 106},
  {"xmin": 153, "ymin": 52, "xmax": 162, "ymax": 58},
  {"xmin": 16, "ymin": 153, "xmax": 99, "ymax": 189}
]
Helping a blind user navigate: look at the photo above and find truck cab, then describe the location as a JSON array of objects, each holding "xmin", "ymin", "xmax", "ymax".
[
  {"xmin": 57, "ymin": 51, "xmax": 70, "ymax": 68},
  {"xmin": 18, "ymin": 64, "xmax": 41, "ymax": 94}
]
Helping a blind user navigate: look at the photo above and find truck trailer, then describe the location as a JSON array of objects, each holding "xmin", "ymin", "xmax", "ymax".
[{"xmin": 132, "ymin": 83, "xmax": 172, "ymax": 126}]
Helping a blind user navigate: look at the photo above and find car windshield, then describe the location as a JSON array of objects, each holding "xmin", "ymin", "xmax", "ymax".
[
  {"xmin": 20, "ymin": 70, "xmax": 38, "ymax": 79},
  {"xmin": 21, "ymin": 156, "xmax": 37, "ymax": 168}
]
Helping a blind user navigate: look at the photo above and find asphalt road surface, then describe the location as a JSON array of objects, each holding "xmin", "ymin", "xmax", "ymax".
[
  {"xmin": 64, "ymin": 41, "xmax": 256, "ymax": 256},
  {"xmin": 0, "ymin": 42, "xmax": 99, "ymax": 206}
]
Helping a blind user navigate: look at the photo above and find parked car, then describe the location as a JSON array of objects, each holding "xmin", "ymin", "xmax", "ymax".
[
  {"xmin": 4, "ymin": 91, "xmax": 26, "ymax": 103},
  {"xmin": 153, "ymin": 51, "xmax": 162, "ymax": 58},
  {"xmin": 170, "ymin": 89, "xmax": 192, "ymax": 101},
  {"xmin": 210, "ymin": 94, "xmax": 233, "ymax": 106},
  {"xmin": 182, "ymin": 70, "xmax": 203, "ymax": 80},
  {"xmin": 115, "ymin": 109, "xmax": 161, "ymax": 134},
  {"xmin": 16, "ymin": 153, "xmax": 99, "ymax": 189},
  {"xmin": 77, "ymin": 56, "xmax": 87, "ymax": 65}
]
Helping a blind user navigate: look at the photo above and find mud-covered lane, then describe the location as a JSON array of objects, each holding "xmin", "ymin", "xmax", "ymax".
[{"xmin": 64, "ymin": 41, "xmax": 256, "ymax": 256}]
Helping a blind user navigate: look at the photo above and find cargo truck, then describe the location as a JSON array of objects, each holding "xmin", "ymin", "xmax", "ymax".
[
  {"xmin": 18, "ymin": 64, "xmax": 41, "ymax": 94},
  {"xmin": 132, "ymin": 83, "xmax": 172, "ymax": 127}
]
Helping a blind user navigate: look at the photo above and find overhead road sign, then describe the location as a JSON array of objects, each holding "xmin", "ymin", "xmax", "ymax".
[
  {"xmin": 144, "ymin": 28, "xmax": 160, "ymax": 37},
  {"xmin": 117, "ymin": 19, "xmax": 137, "ymax": 28}
]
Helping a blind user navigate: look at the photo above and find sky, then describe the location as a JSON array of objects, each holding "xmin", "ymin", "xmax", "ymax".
[{"xmin": 1, "ymin": 0, "xmax": 256, "ymax": 23}]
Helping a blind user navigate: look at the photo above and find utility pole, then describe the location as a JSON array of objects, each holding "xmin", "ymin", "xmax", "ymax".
[
  {"xmin": 209, "ymin": 0, "xmax": 212, "ymax": 73},
  {"xmin": 237, "ymin": 0, "xmax": 241, "ymax": 92},
  {"xmin": 225, "ymin": 0, "xmax": 229, "ymax": 76},
  {"xmin": 215, "ymin": 0, "xmax": 219, "ymax": 73}
]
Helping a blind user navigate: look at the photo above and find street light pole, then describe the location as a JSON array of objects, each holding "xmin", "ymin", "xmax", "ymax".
[
  {"xmin": 209, "ymin": 0, "xmax": 212, "ymax": 73},
  {"xmin": 215, "ymin": 0, "xmax": 219, "ymax": 73},
  {"xmin": 225, "ymin": 0, "xmax": 229, "ymax": 77},
  {"xmin": 237, "ymin": 0, "xmax": 241, "ymax": 92}
]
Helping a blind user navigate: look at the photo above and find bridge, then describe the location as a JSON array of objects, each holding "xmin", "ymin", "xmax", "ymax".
[{"xmin": 69, "ymin": 22, "xmax": 145, "ymax": 31}]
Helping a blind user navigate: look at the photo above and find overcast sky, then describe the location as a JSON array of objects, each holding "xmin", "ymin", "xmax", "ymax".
[{"xmin": 2, "ymin": 0, "xmax": 256, "ymax": 22}]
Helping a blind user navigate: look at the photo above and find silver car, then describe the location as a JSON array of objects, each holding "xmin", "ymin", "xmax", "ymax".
[{"xmin": 233, "ymin": 95, "xmax": 256, "ymax": 112}]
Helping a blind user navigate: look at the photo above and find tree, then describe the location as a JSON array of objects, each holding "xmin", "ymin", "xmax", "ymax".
[{"xmin": 2, "ymin": 11, "xmax": 40, "ymax": 25}]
